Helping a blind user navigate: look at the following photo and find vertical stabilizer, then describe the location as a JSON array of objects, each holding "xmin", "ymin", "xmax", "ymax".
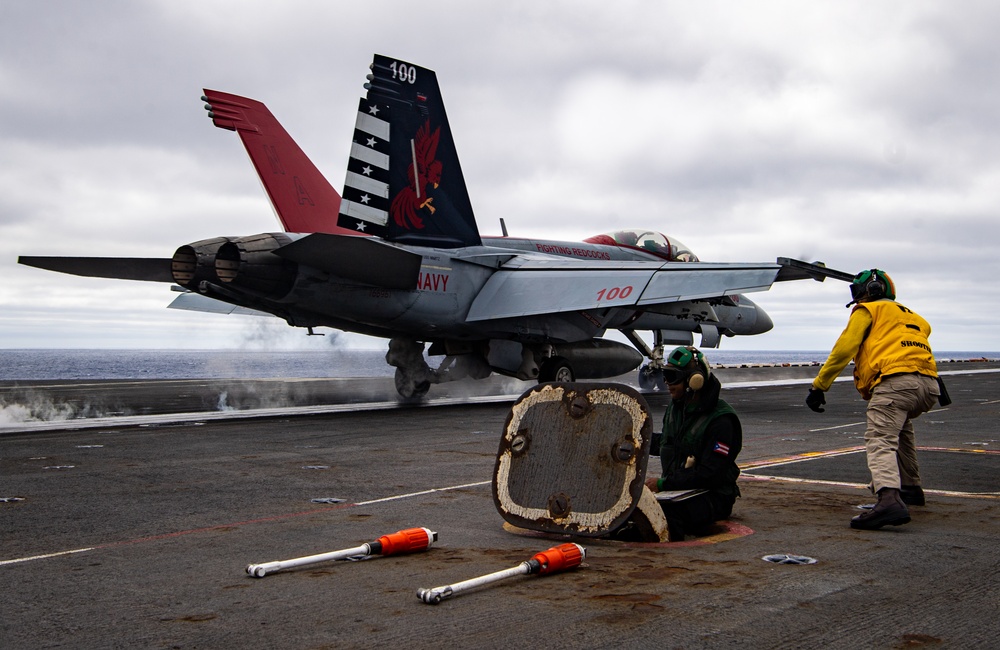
[
  {"xmin": 203, "ymin": 89, "xmax": 352, "ymax": 236},
  {"xmin": 337, "ymin": 55, "xmax": 481, "ymax": 247}
]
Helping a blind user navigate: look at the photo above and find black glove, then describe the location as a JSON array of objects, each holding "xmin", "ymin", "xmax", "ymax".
[{"xmin": 806, "ymin": 388, "xmax": 826, "ymax": 413}]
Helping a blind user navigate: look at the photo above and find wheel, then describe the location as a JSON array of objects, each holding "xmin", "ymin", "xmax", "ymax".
[
  {"xmin": 394, "ymin": 368, "xmax": 431, "ymax": 399},
  {"xmin": 638, "ymin": 365, "xmax": 654, "ymax": 390},
  {"xmin": 538, "ymin": 356, "xmax": 574, "ymax": 383},
  {"xmin": 638, "ymin": 366, "xmax": 665, "ymax": 391}
]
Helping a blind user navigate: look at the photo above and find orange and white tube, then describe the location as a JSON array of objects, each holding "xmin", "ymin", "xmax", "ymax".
[
  {"xmin": 247, "ymin": 527, "xmax": 436, "ymax": 578},
  {"xmin": 416, "ymin": 543, "xmax": 585, "ymax": 604}
]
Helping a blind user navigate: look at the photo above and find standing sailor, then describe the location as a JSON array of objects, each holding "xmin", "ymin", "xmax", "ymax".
[{"xmin": 806, "ymin": 269, "xmax": 944, "ymax": 530}]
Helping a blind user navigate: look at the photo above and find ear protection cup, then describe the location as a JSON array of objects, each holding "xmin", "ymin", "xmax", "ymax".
[
  {"xmin": 849, "ymin": 269, "xmax": 895, "ymax": 306},
  {"xmin": 686, "ymin": 348, "xmax": 709, "ymax": 391},
  {"xmin": 864, "ymin": 269, "xmax": 885, "ymax": 300}
]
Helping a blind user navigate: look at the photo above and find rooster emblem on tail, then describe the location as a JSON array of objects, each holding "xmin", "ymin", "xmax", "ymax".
[{"xmin": 390, "ymin": 119, "xmax": 442, "ymax": 230}]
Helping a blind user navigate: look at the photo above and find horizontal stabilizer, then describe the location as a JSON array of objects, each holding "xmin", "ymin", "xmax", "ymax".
[
  {"xmin": 273, "ymin": 233, "xmax": 422, "ymax": 290},
  {"xmin": 775, "ymin": 258, "xmax": 854, "ymax": 282},
  {"xmin": 18, "ymin": 256, "xmax": 173, "ymax": 282}
]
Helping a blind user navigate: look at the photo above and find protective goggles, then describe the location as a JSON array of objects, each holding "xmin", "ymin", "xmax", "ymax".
[{"xmin": 661, "ymin": 366, "xmax": 688, "ymax": 385}]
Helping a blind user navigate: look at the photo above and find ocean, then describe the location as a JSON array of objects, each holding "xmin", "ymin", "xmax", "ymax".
[{"xmin": 0, "ymin": 349, "xmax": 995, "ymax": 381}]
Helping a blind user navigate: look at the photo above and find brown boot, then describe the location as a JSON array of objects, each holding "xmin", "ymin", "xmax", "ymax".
[
  {"xmin": 900, "ymin": 485, "xmax": 925, "ymax": 506},
  {"xmin": 851, "ymin": 488, "xmax": 911, "ymax": 530}
]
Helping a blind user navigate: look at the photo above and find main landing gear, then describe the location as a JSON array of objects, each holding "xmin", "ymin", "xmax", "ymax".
[
  {"xmin": 385, "ymin": 338, "xmax": 494, "ymax": 399},
  {"xmin": 386, "ymin": 339, "xmax": 434, "ymax": 399},
  {"xmin": 384, "ymin": 338, "xmax": 580, "ymax": 399}
]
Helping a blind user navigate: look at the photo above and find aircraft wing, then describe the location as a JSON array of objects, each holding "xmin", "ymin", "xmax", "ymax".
[{"xmin": 465, "ymin": 257, "xmax": 784, "ymax": 321}]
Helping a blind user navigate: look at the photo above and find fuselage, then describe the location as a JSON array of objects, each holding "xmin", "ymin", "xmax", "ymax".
[{"xmin": 181, "ymin": 229, "xmax": 773, "ymax": 347}]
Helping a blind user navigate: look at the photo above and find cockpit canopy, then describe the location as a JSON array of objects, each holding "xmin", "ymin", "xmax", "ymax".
[{"xmin": 583, "ymin": 230, "xmax": 699, "ymax": 262}]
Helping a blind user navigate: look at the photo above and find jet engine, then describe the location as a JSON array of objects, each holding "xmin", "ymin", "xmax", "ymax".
[
  {"xmin": 170, "ymin": 236, "xmax": 229, "ymax": 289},
  {"xmin": 171, "ymin": 233, "xmax": 297, "ymax": 299}
]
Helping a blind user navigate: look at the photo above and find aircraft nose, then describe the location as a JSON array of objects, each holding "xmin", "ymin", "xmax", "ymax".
[{"xmin": 750, "ymin": 303, "xmax": 773, "ymax": 335}]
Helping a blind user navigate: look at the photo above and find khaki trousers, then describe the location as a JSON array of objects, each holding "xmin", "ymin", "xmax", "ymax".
[{"xmin": 864, "ymin": 373, "xmax": 940, "ymax": 493}]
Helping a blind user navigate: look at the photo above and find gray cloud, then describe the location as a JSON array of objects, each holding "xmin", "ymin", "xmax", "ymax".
[{"xmin": 2, "ymin": 0, "xmax": 997, "ymax": 354}]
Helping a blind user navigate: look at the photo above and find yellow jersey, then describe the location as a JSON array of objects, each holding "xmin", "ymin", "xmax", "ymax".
[{"xmin": 813, "ymin": 299, "xmax": 937, "ymax": 398}]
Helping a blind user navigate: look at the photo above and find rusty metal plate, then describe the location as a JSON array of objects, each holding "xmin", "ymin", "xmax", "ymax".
[{"xmin": 492, "ymin": 383, "xmax": 653, "ymax": 537}]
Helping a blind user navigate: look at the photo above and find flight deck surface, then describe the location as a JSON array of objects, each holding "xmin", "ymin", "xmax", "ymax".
[{"xmin": 2, "ymin": 365, "xmax": 998, "ymax": 648}]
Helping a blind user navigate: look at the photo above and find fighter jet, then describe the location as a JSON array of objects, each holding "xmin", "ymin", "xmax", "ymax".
[{"xmin": 19, "ymin": 54, "xmax": 850, "ymax": 398}]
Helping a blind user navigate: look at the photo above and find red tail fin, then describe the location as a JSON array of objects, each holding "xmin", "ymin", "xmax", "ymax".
[{"xmin": 203, "ymin": 89, "xmax": 354, "ymax": 236}]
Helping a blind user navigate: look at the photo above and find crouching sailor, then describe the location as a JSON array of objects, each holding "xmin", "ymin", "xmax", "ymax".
[{"xmin": 644, "ymin": 346, "xmax": 743, "ymax": 541}]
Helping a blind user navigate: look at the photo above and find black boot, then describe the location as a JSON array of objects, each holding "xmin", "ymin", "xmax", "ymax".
[
  {"xmin": 900, "ymin": 485, "xmax": 925, "ymax": 506},
  {"xmin": 851, "ymin": 487, "xmax": 911, "ymax": 530}
]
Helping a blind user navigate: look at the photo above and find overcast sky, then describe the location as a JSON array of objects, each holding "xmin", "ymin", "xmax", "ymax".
[{"xmin": 2, "ymin": 0, "xmax": 998, "ymax": 354}]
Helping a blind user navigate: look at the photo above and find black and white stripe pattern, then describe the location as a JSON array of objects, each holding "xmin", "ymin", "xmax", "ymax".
[{"xmin": 337, "ymin": 98, "xmax": 391, "ymax": 236}]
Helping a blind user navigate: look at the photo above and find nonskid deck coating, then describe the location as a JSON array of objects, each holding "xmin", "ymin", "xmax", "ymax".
[{"xmin": 2, "ymin": 366, "xmax": 999, "ymax": 648}]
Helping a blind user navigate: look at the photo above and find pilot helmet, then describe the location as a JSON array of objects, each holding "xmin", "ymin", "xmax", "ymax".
[
  {"xmin": 661, "ymin": 345, "xmax": 711, "ymax": 391},
  {"xmin": 848, "ymin": 268, "xmax": 895, "ymax": 307}
]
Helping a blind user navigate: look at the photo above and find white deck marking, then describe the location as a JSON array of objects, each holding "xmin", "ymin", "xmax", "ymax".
[
  {"xmin": 0, "ymin": 547, "xmax": 95, "ymax": 567},
  {"xmin": 1, "ymin": 480, "xmax": 491, "ymax": 568},
  {"xmin": 808, "ymin": 421, "xmax": 865, "ymax": 432}
]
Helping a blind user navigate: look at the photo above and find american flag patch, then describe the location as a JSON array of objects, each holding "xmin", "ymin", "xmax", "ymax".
[{"xmin": 713, "ymin": 442, "xmax": 730, "ymax": 457}]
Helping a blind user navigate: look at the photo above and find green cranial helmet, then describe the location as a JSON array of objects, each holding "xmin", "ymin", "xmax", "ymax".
[
  {"xmin": 662, "ymin": 345, "xmax": 711, "ymax": 390},
  {"xmin": 848, "ymin": 269, "xmax": 896, "ymax": 307}
]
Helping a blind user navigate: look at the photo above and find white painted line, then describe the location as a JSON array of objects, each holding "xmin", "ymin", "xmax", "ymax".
[
  {"xmin": 0, "ymin": 395, "xmax": 521, "ymax": 434},
  {"xmin": 0, "ymin": 547, "xmax": 95, "ymax": 567},
  {"xmin": 809, "ymin": 421, "xmax": 865, "ymax": 432},
  {"xmin": 2, "ymin": 480, "xmax": 494, "ymax": 568},
  {"xmin": 723, "ymin": 375, "xmax": 854, "ymax": 389},
  {"xmin": 741, "ymin": 475, "xmax": 867, "ymax": 489},
  {"xmin": 355, "ymin": 481, "xmax": 490, "ymax": 506},
  {"xmin": 742, "ymin": 474, "xmax": 1000, "ymax": 499},
  {"xmin": 938, "ymin": 368, "xmax": 1000, "ymax": 376}
]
